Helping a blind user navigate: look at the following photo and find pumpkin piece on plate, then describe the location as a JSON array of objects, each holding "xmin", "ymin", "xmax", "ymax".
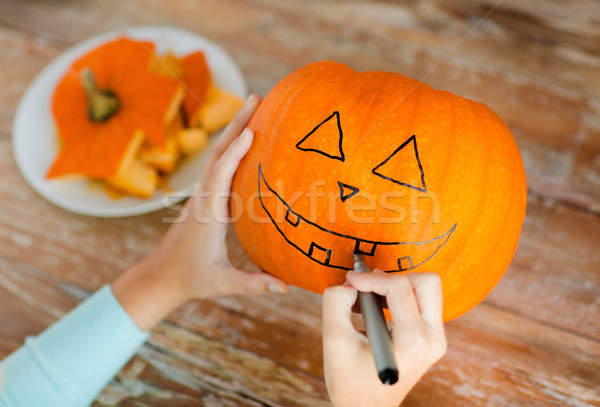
[
  {"xmin": 149, "ymin": 50, "xmax": 211, "ymax": 126},
  {"xmin": 163, "ymin": 86, "xmax": 186, "ymax": 126},
  {"xmin": 139, "ymin": 113, "xmax": 184, "ymax": 173},
  {"xmin": 193, "ymin": 86, "xmax": 244, "ymax": 133},
  {"xmin": 139, "ymin": 137, "xmax": 179, "ymax": 174},
  {"xmin": 176, "ymin": 127, "xmax": 209, "ymax": 155},
  {"xmin": 180, "ymin": 51, "xmax": 211, "ymax": 124},
  {"xmin": 148, "ymin": 52, "xmax": 184, "ymax": 78},
  {"xmin": 106, "ymin": 130, "xmax": 158, "ymax": 198},
  {"xmin": 107, "ymin": 159, "xmax": 158, "ymax": 199}
]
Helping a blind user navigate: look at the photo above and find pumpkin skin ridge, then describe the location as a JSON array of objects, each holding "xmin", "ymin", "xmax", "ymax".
[
  {"xmin": 440, "ymin": 99, "xmax": 525, "ymax": 320},
  {"xmin": 231, "ymin": 64, "xmax": 337, "ymax": 270},
  {"xmin": 445, "ymin": 105, "xmax": 527, "ymax": 320},
  {"xmin": 454, "ymin": 99, "xmax": 499, "ymax": 314},
  {"xmin": 248, "ymin": 63, "xmax": 332, "ymax": 170},
  {"xmin": 439, "ymin": 98, "xmax": 493, "ymax": 320}
]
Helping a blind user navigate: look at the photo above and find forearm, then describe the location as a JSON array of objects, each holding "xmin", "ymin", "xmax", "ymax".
[{"xmin": 111, "ymin": 253, "xmax": 188, "ymax": 331}]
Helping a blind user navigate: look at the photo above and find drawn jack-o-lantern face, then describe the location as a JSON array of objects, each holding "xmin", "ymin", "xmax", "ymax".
[
  {"xmin": 232, "ymin": 62, "xmax": 526, "ymax": 321},
  {"xmin": 257, "ymin": 111, "xmax": 456, "ymax": 273}
]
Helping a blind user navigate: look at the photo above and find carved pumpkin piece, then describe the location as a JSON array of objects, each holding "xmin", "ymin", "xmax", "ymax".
[
  {"xmin": 180, "ymin": 51, "xmax": 211, "ymax": 123},
  {"xmin": 48, "ymin": 38, "xmax": 182, "ymax": 180},
  {"xmin": 46, "ymin": 37, "xmax": 243, "ymax": 199}
]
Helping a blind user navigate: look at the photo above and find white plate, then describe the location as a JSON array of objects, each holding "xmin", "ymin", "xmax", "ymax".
[{"xmin": 12, "ymin": 26, "xmax": 247, "ymax": 217}]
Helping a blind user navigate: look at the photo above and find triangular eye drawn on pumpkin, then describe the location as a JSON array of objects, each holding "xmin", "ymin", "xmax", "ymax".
[
  {"xmin": 372, "ymin": 135, "xmax": 427, "ymax": 193},
  {"xmin": 295, "ymin": 111, "xmax": 345, "ymax": 161}
]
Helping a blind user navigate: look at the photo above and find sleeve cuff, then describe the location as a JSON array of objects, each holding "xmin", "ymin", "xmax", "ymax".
[{"xmin": 0, "ymin": 285, "xmax": 149, "ymax": 406}]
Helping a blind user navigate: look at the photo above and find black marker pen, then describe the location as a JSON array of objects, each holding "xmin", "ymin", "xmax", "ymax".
[{"xmin": 354, "ymin": 254, "xmax": 399, "ymax": 385}]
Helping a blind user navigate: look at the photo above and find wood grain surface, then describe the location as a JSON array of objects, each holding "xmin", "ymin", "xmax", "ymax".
[{"xmin": 0, "ymin": 0, "xmax": 599, "ymax": 405}]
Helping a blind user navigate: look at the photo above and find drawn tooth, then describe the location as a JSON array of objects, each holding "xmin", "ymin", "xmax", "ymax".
[
  {"xmin": 285, "ymin": 208, "xmax": 300, "ymax": 226},
  {"xmin": 397, "ymin": 256, "xmax": 414, "ymax": 271},
  {"xmin": 308, "ymin": 242, "xmax": 332, "ymax": 265},
  {"xmin": 354, "ymin": 240, "xmax": 377, "ymax": 256}
]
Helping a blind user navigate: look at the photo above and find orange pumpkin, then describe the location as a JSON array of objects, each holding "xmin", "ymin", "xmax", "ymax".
[
  {"xmin": 47, "ymin": 38, "xmax": 182, "ymax": 179},
  {"xmin": 232, "ymin": 61, "xmax": 527, "ymax": 321}
]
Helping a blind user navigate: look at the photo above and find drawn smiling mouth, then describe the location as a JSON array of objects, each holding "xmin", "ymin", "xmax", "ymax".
[{"xmin": 257, "ymin": 164, "xmax": 457, "ymax": 272}]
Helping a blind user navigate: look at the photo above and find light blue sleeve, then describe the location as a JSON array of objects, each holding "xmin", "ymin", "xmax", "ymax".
[{"xmin": 0, "ymin": 285, "xmax": 150, "ymax": 407}]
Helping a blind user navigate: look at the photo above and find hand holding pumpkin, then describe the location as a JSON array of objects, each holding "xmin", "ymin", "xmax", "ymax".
[
  {"xmin": 112, "ymin": 95, "xmax": 288, "ymax": 331},
  {"xmin": 322, "ymin": 271, "xmax": 446, "ymax": 407}
]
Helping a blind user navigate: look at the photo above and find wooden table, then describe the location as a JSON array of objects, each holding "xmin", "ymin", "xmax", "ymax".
[{"xmin": 0, "ymin": 1, "xmax": 599, "ymax": 405}]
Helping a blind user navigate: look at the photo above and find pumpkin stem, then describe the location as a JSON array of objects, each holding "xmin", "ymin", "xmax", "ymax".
[{"xmin": 80, "ymin": 68, "xmax": 120, "ymax": 122}]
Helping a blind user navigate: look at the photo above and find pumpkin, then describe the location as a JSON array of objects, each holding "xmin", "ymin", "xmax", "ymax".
[
  {"xmin": 47, "ymin": 38, "xmax": 183, "ymax": 181},
  {"xmin": 231, "ymin": 61, "xmax": 527, "ymax": 321}
]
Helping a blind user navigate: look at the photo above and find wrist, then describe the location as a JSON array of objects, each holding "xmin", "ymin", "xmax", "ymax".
[{"xmin": 112, "ymin": 254, "xmax": 188, "ymax": 331}]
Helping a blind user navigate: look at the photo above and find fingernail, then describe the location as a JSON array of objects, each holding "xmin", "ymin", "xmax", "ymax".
[
  {"xmin": 241, "ymin": 127, "xmax": 253, "ymax": 139},
  {"xmin": 238, "ymin": 128, "xmax": 253, "ymax": 146},
  {"xmin": 245, "ymin": 94, "xmax": 254, "ymax": 107},
  {"xmin": 269, "ymin": 283, "xmax": 285, "ymax": 294}
]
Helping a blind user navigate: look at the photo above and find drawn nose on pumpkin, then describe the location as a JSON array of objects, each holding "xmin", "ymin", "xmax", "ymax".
[{"xmin": 338, "ymin": 181, "xmax": 359, "ymax": 202}]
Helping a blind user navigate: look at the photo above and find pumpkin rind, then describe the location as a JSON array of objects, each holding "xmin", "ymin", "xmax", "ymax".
[
  {"xmin": 180, "ymin": 51, "xmax": 211, "ymax": 123},
  {"xmin": 232, "ymin": 61, "xmax": 527, "ymax": 321}
]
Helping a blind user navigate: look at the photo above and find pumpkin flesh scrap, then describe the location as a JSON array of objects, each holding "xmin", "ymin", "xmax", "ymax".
[
  {"xmin": 106, "ymin": 130, "xmax": 158, "ymax": 198},
  {"xmin": 194, "ymin": 86, "xmax": 245, "ymax": 133},
  {"xmin": 176, "ymin": 127, "xmax": 208, "ymax": 154},
  {"xmin": 139, "ymin": 113, "xmax": 183, "ymax": 173}
]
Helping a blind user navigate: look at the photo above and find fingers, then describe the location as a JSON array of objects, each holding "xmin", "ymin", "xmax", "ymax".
[
  {"xmin": 223, "ymin": 267, "xmax": 288, "ymax": 296},
  {"xmin": 346, "ymin": 271, "xmax": 446, "ymax": 352},
  {"xmin": 404, "ymin": 273, "xmax": 444, "ymax": 329},
  {"xmin": 208, "ymin": 128, "xmax": 254, "ymax": 220},
  {"xmin": 322, "ymin": 285, "xmax": 359, "ymax": 340},
  {"xmin": 201, "ymin": 94, "xmax": 260, "ymax": 186},
  {"xmin": 220, "ymin": 94, "xmax": 260, "ymax": 148},
  {"xmin": 346, "ymin": 271, "xmax": 421, "ymax": 329}
]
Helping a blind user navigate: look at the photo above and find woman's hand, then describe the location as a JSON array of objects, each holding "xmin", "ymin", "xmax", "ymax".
[
  {"xmin": 322, "ymin": 271, "xmax": 447, "ymax": 407},
  {"xmin": 112, "ymin": 94, "xmax": 288, "ymax": 330}
]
